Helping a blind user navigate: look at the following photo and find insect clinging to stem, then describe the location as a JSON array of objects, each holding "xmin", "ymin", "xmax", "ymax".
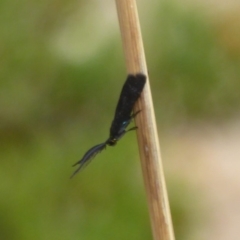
[{"xmin": 71, "ymin": 73, "xmax": 146, "ymax": 178}]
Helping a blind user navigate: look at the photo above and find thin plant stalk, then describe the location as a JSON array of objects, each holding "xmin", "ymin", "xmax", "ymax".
[{"xmin": 115, "ymin": 0, "xmax": 175, "ymax": 239}]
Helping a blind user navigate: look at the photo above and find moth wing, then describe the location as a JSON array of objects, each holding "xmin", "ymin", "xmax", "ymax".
[{"xmin": 110, "ymin": 74, "xmax": 146, "ymax": 137}]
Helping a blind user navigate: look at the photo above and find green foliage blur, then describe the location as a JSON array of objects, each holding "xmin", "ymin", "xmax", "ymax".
[{"xmin": 0, "ymin": 0, "xmax": 239, "ymax": 239}]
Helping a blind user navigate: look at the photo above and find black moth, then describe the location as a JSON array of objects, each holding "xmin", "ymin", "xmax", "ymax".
[{"xmin": 71, "ymin": 73, "xmax": 146, "ymax": 178}]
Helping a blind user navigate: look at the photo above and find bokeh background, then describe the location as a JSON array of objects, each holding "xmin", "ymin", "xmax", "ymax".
[{"xmin": 1, "ymin": 0, "xmax": 240, "ymax": 239}]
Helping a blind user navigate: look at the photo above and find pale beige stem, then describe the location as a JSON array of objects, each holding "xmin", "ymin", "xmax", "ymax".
[{"xmin": 115, "ymin": 1, "xmax": 175, "ymax": 239}]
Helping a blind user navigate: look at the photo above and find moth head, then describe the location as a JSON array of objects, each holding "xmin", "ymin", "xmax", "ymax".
[{"xmin": 107, "ymin": 138, "xmax": 117, "ymax": 146}]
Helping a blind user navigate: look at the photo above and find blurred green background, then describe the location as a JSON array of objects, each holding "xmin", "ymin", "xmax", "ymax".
[{"xmin": 1, "ymin": 0, "xmax": 240, "ymax": 239}]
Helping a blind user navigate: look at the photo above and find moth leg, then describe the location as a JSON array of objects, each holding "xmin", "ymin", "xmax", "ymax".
[
  {"xmin": 128, "ymin": 110, "xmax": 141, "ymax": 131},
  {"xmin": 131, "ymin": 110, "xmax": 141, "ymax": 118},
  {"xmin": 126, "ymin": 126, "xmax": 138, "ymax": 132}
]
